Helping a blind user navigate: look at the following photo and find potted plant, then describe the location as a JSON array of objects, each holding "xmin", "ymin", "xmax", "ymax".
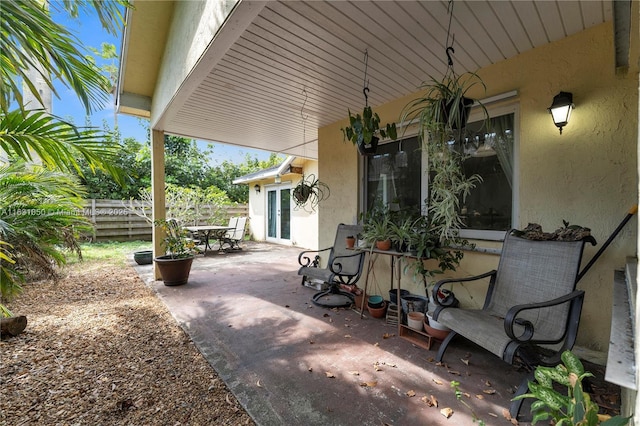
[
  {"xmin": 292, "ymin": 174, "xmax": 330, "ymax": 212},
  {"xmin": 154, "ymin": 219, "xmax": 197, "ymax": 286},
  {"xmin": 401, "ymin": 71, "xmax": 488, "ymax": 242},
  {"xmin": 361, "ymin": 210, "xmax": 393, "ymax": 250},
  {"xmin": 341, "ymin": 106, "xmax": 398, "ymax": 155},
  {"xmin": 345, "ymin": 235, "xmax": 356, "ymax": 248}
]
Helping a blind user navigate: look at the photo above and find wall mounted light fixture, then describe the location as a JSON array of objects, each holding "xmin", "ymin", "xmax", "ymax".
[
  {"xmin": 548, "ymin": 91, "xmax": 574, "ymax": 134},
  {"xmin": 274, "ymin": 174, "xmax": 281, "ymax": 184},
  {"xmin": 254, "ymin": 184, "xmax": 260, "ymax": 194}
]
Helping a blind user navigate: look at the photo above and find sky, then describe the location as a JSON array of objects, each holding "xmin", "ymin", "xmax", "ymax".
[{"xmin": 50, "ymin": 5, "xmax": 275, "ymax": 165}]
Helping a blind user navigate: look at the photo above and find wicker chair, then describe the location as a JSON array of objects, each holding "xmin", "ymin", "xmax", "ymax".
[{"xmin": 431, "ymin": 230, "xmax": 596, "ymax": 419}]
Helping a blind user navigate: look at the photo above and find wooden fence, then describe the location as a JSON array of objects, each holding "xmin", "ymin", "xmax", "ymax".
[{"xmin": 82, "ymin": 199, "xmax": 249, "ymax": 242}]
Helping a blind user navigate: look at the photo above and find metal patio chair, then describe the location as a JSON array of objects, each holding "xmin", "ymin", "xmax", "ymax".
[
  {"xmin": 220, "ymin": 217, "xmax": 247, "ymax": 251},
  {"xmin": 431, "ymin": 229, "xmax": 596, "ymax": 419},
  {"xmin": 297, "ymin": 223, "xmax": 365, "ymax": 307}
]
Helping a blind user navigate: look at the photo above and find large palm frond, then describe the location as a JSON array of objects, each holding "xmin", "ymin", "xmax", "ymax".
[
  {"xmin": 0, "ymin": 0, "xmax": 128, "ymax": 114},
  {"xmin": 0, "ymin": 162, "xmax": 90, "ymax": 304},
  {"xmin": 0, "ymin": 109, "xmax": 123, "ymax": 184}
]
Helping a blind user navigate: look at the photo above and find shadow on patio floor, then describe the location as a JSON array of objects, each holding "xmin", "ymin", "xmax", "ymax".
[{"xmin": 133, "ymin": 241, "xmax": 618, "ymax": 426}]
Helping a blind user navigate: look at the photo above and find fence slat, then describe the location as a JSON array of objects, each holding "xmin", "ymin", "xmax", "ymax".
[{"xmin": 82, "ymin": 199, "xmax": 249, "ymax": 242}]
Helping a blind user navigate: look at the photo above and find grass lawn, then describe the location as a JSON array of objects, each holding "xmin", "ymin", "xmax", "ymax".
[{"xmin": 66, "ymin": 240, "xmax": 152, "ymax": 266}]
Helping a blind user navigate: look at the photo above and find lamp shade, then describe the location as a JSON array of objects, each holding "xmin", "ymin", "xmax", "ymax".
[
  {"xmin": 254, "ymin": 184, "xmax": 260, "ymax": 194},
  {"xmin": 548, "ymin": 91, "xmax": 574, "ymax": 134}
]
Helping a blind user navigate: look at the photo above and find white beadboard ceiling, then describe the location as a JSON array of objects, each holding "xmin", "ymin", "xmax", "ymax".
[{"xmin": 120, "ymin": 1, "xmax": 613, "ymax": 159}]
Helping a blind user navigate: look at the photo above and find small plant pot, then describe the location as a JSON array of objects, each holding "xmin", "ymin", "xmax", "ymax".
[
  {"xmin": 424, "ymin": 316, "xmax": 451, "ymax": 340},
  {"xmin": 375, "ymin": 239, "xmax": 392, "ymax": 251},
  {"xmin": 367, "ymin": 300, "xmax": 387, "ymax": 318},
  {"xmin": 346, "ymin": 237, "xmax": 355, "ymax": 248},
  {"xmin": 407, "ymin": 312, "xmax": 425, "ymax": 331},
  {"xmin": 133, "ymin": 250, "xmax": 153, "ymax": 265}
]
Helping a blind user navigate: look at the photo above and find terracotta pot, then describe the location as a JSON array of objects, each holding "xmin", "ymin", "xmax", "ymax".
[
  {"xmin": 154, "ymin": 255, "xmax": 194, "ymax": 286},
  {"xmin": 367, "ymin": 301, "xmax": 387, "ymax": 318},
  {"xmin": 375, "ymin": 239, "xmax": 392, "ymax": 251},
  {"xmin": 346, "ymin": 237, "xmax": 355, "ymax": 248}
]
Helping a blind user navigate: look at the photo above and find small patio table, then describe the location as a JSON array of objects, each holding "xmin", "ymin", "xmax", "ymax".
[{"xmin": 184, "ymin": 225, "xmax": 233, "ymax": 254}]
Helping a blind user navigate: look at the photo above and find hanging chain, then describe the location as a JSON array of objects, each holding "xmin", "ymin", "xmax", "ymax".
[
  {"xmin": 301, "ymin": 87, "xmax": 308, "ymax": 149},
  {"xmin": 445, "ymin": 0, "xmax": 456, "ymax": 74},
  {"xmin": 362, "ymin": 49, "xmax": 370, "ymax": 106}
]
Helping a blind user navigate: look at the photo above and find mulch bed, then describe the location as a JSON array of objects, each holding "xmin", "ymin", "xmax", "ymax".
[{"xmin": 1, "ymin": 261, "xmax": 254, "ymax": 425}]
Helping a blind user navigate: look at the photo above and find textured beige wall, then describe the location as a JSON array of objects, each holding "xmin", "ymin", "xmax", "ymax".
[
  {"xmin": 319, "ymin": 21, "xmax": 638, "ymax": 351},
  {"xmin": 247, "ymin": 159, "xmax": 319, "ymax": 250}
]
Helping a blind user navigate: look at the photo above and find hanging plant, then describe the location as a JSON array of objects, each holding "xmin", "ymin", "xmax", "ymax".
[
  {"xmin": 292, "ymin": 174, "xmax": 330, "ymax": 212},
  {"xmin": 341, "ymin": 50, "xmax": 397, "ymax": 156}
]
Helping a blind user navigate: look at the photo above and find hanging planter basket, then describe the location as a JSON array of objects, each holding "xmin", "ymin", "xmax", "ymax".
[
  {"xmin": 292, "ymin": 174, "xmax": 330, "ymax": 212},
  {"xmin": 357, "ymin": 136, "xmax": 379, "ymax": 156},
  {"xmin": 443, "ymin": 96, "xmax": 474, "ymax": 130}
]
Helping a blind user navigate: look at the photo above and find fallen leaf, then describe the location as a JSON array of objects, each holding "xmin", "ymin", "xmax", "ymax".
[
  {"xmin": 374, "ymin": 342, "xmax": 379, "ymax": 347},
  {"xmin": 309, "ymin": 340, "xmax": 315, "ymax": 344},
  {"xmin": 382, "ymin": 333, "xmax": 395, "ymax": 339},
  {"xmin": 426, "ymin": 356, "xmax": 435, "ymax": 362},
  {"xmin": 308, "ymin": 367, "xmax": 313, "ymax": 372},
  {"xmin": 359, "ymin": 381, "xmax": 377, "ymax": 387},
  {"xmin": 502, "ymin": 408, "xmax": 512, "ymax": 420},
  {"xmin": 511, "ymin": 419, "xmax": 519, "ymax": 425},
  {"xmin": 406, "ymin": 390, "xmax": 416, "ymax": 397},
  {"xmin": 461, "ymin": 392, "xmax": 470, "ymax": 398},
  {"xmin": 485, "ymin": 380, "xmax": 492, "ymax": 387},
  {"xmin": 440, "ymin": 407, "xmax": 454, "ymax": 418},
  {"xmin": 344, "ymin": 334, "xmax": 352, "ymax": 338},
  {"xmin": 483, "ymin": 389, "xmax": 496, "ymax": 395},
  {"xmin": 421, "ymin": 394, "xmax": 439, "ymax": 407},
  {"xmin": 348, "ymin": 371, "xmax": 360, "ymax": 376},
  {"xmin": 460, "ymin": 358, "xmax": 469, "ymax": 365},
  {"xmin": 256, "ymin": 380, "xmax": 262, "ymax": 387},
  {"xmin": 383, "ymin": 362, "xmax": 397, "ymax": 368},
  {"xmin": 447, "ymin": 370, "xmax": 461, "ymax": 375},
  {"xmin": 475, "ymin": 394, "xmax": 485, "ymax": 400},
  {"xmin": 488, "ymin": 412, "xmax": 498, "ymax": 417},
  {"xmin": 323, "ymin": 313, "xmax": 330, "ymax": 317},
  {"xmin": 325, "ymin": 372, "xmax": 335, "ymax": 378},
  {"xmin": 432, "ymin": 378, "xmax": 444, "ymax": 385},
  {"xmin": 374, "ymin": 365, "xmax": 382, "ymax": 371}
]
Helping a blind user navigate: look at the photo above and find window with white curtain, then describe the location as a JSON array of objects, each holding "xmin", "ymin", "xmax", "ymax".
[{"xmin": 364, "ymin": 103, "xmax": 518, "ymax": 240}]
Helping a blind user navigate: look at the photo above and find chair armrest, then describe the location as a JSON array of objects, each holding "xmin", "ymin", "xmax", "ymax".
[
  {"xmin": 329, "ymin": 251, "xmax": 366, "ymax": 274},
  {"xmin": 504, "ymin": 290, "xmax": 585, "ymax": 343},
  {"xmin": 432, "ymin": 270, "xmax": 497, "ymax": 307},
  {"xmin": 298, "ymin": 247, "xmax": 332, "ymax": 267}
]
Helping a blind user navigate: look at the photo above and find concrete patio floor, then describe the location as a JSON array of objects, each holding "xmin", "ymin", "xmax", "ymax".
[{"xmin": 132, "ymin": 241, "xmax": 544, "ymax": 425}]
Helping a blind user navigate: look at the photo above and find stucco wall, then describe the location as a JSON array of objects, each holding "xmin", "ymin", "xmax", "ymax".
[
  {"xmin": 318, "ymin": 21, "xmax": 638, "ymax": 351},
  {"xmin": 247, "ymin": 159, "xmax": 319, "ymax": 250},
  {"xmin": 151, "ymin": 0, "xmax": 237, "ymax": 125}
]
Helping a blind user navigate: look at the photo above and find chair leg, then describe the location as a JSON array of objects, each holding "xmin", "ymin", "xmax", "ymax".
[
  {"xmin": 435, "ymin": 330, "xmax": 457, "ymax": 362},
  {"xmin": 510, "ymin": 370, "xmax": 534, "ymax": 420}
]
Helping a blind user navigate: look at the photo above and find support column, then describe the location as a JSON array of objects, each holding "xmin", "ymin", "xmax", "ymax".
[{"xmin": 151, "ymin": 129, "xmax": 166, "ymax": 280}]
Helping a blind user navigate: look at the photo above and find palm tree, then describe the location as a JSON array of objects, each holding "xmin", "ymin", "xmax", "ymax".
[{"xmin": 0, "ymin": 0, "xmax": 130, "ymax": 316}]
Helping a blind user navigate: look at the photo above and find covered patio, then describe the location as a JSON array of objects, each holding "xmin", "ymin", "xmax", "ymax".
[
  {"xmin": 133, "ymin": 241, "xmax": 617, "ymax": 425},
  {"xmin": 118, "ymin": 0, "xmax": 638, "ymax": 421}
]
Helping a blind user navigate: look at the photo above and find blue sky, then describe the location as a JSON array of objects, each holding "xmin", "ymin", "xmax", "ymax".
[{"xmin": 51, "ymin": 6, "xmax": 275, "ymax": 165}]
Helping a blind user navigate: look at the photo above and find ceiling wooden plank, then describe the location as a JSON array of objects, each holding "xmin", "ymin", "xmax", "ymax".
[
  {"xmin": 535, "ymin": 1, "xmax": 566, "ymax": 42},
  {"xmin": 511, "ymin": 1, "xmax": 549, "ymax": 48},
  {"xmin": 557, "ymin": 1, "xmax": 586, "ymax": 36},
  {"xmin": 463, "ymin": 0, "xmax": 518, "ymax": 61},
  {"xmin": 488, "ymin": 1, "xmax": 534, "ymax": 55}
]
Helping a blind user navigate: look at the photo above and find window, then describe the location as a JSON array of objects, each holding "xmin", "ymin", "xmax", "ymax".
[
  {"xmin": 456, "ymin": 111, "xmax": 516, "ymax": 237},
  {"xmin": 364, "ymin": 104, "xmax": 517, "ymax": 240},
  {"xmin": 365, "ymin": 136, "xmax": 424, "ymax": 217}
]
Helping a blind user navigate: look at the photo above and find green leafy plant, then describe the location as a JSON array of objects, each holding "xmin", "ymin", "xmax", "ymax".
[
  {"xmin": 360, "ymin": 207, "xmax": 394, "ymax": 245},
  {"xmin": 513, "ymin": 351, "xmax": 630, "ymax": 425},
  {"xmin": 400, "ymin": 71, "xmax": 488, "ymax": 241},
  {"xmin": 341, "ymin": 106, "xmax": 397, "ymax": 152},
  {"xmin": 451, "ymin": 380, "xmax": 486, "ymax": 425},
  {"xmin": 154, "ymin": 219, "xmax": 197, "ymax": 259},
  {"xmin": 292, "ymin": 174, "xmax": 330, "ymax": 212}
]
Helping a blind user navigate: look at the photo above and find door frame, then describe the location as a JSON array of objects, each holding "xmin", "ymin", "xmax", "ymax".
[{"xmin": 265, "ymin": 183, "xmax": 292, "ymax": 245}]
